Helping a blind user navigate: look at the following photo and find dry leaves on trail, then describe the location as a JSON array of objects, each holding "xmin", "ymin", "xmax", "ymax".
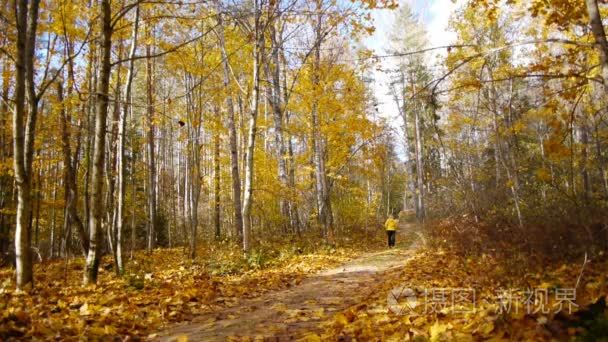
[
  {"xmin": 321, "ymin": 248, "xmax": 608, "ymax": 341},
  {"xmin": 0, "ymin": 240, "xmax": 361, "ymax": 340}
]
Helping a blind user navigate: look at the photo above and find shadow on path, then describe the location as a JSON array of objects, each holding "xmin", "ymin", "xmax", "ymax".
[{"xmin": 157, "ymin": 222, "xmax": 422, "ymax": 341}]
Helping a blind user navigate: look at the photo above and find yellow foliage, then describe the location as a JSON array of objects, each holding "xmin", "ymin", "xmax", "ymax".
[{"xmin": 535, "ymin": 167, "xmax": 552, "ymax": 183}]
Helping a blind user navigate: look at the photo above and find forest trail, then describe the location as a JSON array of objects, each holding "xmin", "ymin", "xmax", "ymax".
[{"xmin": 158, "ymin": 221, "xmax": 422, "ymax": 341}]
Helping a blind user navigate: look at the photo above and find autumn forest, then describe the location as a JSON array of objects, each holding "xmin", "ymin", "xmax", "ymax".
[{"xmin": 1, "ymin": 0, "xmax": 608, "ymax": 340}]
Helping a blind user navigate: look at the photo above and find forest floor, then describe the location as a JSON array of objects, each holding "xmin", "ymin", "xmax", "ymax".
[
  {"xmin": 158, "ymin": 219, "xmax": 608, "ymax": 341},
  {"xmin": 0, "ymin": 224, "xmax": 392, "ymax": 340},
  {"xmin": 2, "ymin": 219, "xmax": 608, "ymax": 341},
  {"xmin": 157, "ymin": 222, "xmax": 421, "ymax": 341}
]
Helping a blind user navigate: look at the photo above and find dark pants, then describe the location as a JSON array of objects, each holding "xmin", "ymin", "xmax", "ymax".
[{"xmin": 387, "ymin": 230, "xmax": 396, "ymax": 247}]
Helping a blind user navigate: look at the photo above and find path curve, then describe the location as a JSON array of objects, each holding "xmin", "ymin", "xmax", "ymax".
[{"xmin": 157, "ymin": 222, "xmax": 420, "ymax": 341}]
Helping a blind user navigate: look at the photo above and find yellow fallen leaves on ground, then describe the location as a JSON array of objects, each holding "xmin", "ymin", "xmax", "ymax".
[
  {"xmin": 323, "ymin": 247, "xmax": 608, "ymax": 341},
  {"xmin": 0, "ymin": 231, "xmax": 378, "ymax": 340}
]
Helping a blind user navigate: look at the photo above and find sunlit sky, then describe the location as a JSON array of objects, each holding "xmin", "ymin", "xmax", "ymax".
[{"xmin": 364, "ymin": 0, "xmax": 460, "ymax": 140}]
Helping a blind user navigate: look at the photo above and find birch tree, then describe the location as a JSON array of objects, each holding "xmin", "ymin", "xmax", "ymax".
[
  {"xmin": 215, "ymin": 2, "xmax": 244, "ymax": 243},
  {"xmin": 116, "ymin": 3, "xmax": 140, "ymax": 274},
  {"xmin": 241, "ymin": 0, "xmax": 266, "ymax": 252},
  {"xmin": 83, "ymin": 0, "xmax": 112, "ymax": 285},
  {"xmin": 12, "ymin": 0, "xmax": 41, "ymax": 289}
]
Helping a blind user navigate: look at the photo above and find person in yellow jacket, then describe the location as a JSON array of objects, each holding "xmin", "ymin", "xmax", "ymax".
[{"xmin": 385, "ymin": 213, "xmax": 398, "ymax": 247}]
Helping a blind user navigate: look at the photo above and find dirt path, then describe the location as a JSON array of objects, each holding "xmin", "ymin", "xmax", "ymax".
[{"xmin": 158, "ymin": 223, "xmax": 421, "ymax": 341}]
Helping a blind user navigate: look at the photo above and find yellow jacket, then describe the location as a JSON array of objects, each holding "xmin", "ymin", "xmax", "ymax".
[{"xmin": 385, "ymin": 217, "xmax": 398, "ymax": 231}]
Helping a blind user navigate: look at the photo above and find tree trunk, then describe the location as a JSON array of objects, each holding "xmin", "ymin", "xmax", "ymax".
[
  {"xmin": 585, "ymin": 0, "xmax": 608, "ymax": 87},
  {"xmin": 130, "ymin": 131, "xmax": 137, "ymax": 259},
  {"xmin": 392, "ymin": 75, "xmax": 412, "ymax": 212},
  {"xmin": 214, "ymin": 126, "xmax": 221, "ymax": 239},
  {"xmin": 188, "ymin": 139, "xmax": 200, "ymax": 258},
  {"xmin": 413, "ymin": 106, "xmax": 425, "ymax": 221},
  {"xmin": 407, "ymin": 71, "xmax": 425, "ymax": 222},
  {"xmin": 183, "ymin": 73, "xmax": 202, "ymax": 259},
  {"xmin": 84, "ymin": 0, "xmax": 112, "ymax": 285},
  {"xmin": 83, "ymin": 39, "xmax": 98, "ymax": 234},
  {"xmin": 49, "ymin": 164, "xmax": 58, "ymax": 258},
  {"xmin": 593, "ymin": 120, "xmax": 608, "ymax": 196},
  {"xmin": 311, "ymin": 1, "xmax": 333, "ymax": 237},
  {"xmin": 13, "ymin": 0, "xmax": 41, "ymax": 290},
  {"xmin": 0, "ymin": 56, "xmax": 11, "ymax": 260},
  {"xmin": 581, "ymin": 123, "xmax": 591, "ymax": 203},
  {"xmin": 493, "ymin": 101, "xmax": 524, "ymax": 229},
  {"xmin": 116, "ymin": 3, "xmax": 140, "ymax": 274},
  {"xmin": 57, "ymin": 78, "xmax": 89, "ymax": 256},
  {"xmin": 145, "ymin": 27, "xmax": 157, "ymax": 251},
  {"xmin": 280, "ymin": 46, "xmax": 300, "ymax": 233},
  {"xmin": 216, "ymin": 4, "xmax": 244, "ymax": 243},
  {"xmin": 242, "ymin": 0, "xmax": 263, "ymax": 253},
  {"xmin": 268, "ymin": 17, "xmax": 290, "ymax": 232}
]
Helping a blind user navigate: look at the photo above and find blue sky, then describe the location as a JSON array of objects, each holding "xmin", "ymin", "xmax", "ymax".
[{"xmin": 364, "ymin": 0, "xmax": 460, "ymax": 131}]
